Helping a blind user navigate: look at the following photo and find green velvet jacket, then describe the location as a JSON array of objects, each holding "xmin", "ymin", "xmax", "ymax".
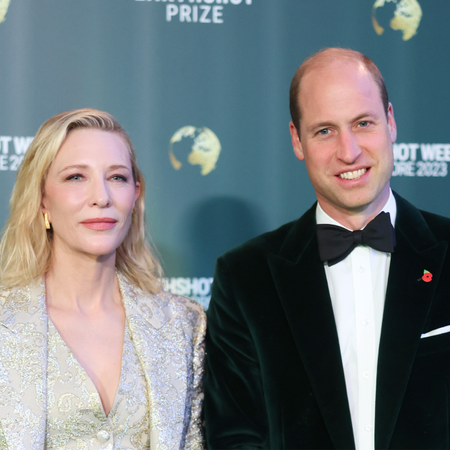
[{"xmin": 204, "ymin": 193, "xmax": 450, "ymax": 449}]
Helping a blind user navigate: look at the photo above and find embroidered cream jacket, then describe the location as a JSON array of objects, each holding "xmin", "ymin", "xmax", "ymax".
[{"xmin": 0, "ymin": 273, "xmax": 206, "ymax": 450}]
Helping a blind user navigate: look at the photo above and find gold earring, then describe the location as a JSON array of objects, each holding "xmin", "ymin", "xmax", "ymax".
[{"xmin": 43, "ymin": 213, "xmax": 51, "ymax": 230}]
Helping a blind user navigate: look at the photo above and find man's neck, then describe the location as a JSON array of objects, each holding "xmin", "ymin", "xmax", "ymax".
[{"xmin": 316, "ymin": 189, "xmax": 396, "ymax": 230}]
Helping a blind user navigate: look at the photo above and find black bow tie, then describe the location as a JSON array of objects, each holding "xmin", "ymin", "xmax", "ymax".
[{"xmin": 316, "ymin": 212, "xmax": 396, "ymax": 266}]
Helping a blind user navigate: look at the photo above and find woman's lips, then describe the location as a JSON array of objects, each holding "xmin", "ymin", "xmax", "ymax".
[{"xmin": 81, "ymin": 218, "xmax": 117, "ymax": 231}]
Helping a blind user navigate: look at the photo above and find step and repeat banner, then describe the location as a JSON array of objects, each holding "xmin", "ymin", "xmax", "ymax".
[{"xmin": 0, "ymin": 0, "xmax": 448, "ymax": 308}]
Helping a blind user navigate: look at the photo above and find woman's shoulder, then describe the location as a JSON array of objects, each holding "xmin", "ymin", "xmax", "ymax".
[
  {"xmin": 147, "ymin": 288, "xmax": 205, "ymax": 318},
  {"xmin": 0, "ymin": 281, "xmax": 40, "ymax": 313},
  {"xmin": 119, "ymin": 274, "xmax": 206, "ymax": 329},
  {"xmin": 0, "ymin": 280, "xmax": 46, "ymax": 335},
  {"xmin": 0, "ymin": 285, "xmax": 10, "ymax": 311},
  {"xmin": 157, "ymin": 290, "xmax": 205, "ymax": 313},
  {"xmin": 0, "ymin": 284, "xmax": 11, "ymax": 297}
]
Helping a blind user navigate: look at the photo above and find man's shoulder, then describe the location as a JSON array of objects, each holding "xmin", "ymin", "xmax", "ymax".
[
  {"xmin": 419, "ymin": 209, "xmax": 450, "ymax": 239},
  {"xmin": 224, "ymin": 220, "xmax": 297, "ymax": 258},
  {"xmin": 395, "ymin": 192, "xmax": 450, "ymax": 242},
  {"xmin": 416, "ymin": 198, "xmax": 450, "ymax": 230}
]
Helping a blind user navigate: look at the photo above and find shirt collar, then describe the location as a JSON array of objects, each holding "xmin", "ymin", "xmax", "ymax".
[{"xmin": 315, "ymin": 189, "xmax": 397, "ymax": 230}]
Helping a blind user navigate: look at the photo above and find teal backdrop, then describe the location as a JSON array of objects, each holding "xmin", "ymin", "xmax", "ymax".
[{"xmin": 0, "ymin": 0, "xmax": 447, "ymax": 308}]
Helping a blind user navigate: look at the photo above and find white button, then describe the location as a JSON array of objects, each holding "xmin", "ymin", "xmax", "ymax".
[
  {"xmin": 362, "ymin": 320, "xmax": 369, "ymax": 326},
  {"xmin": 97, "ymin": 430, "xmax": 110, "ymax": 443},
  {"xmin": 363, "ymin": 372, "xmax": 370, "ymax": 379},
  {"xmin": 365, "ymin": 425, "xmax": 372, "ymax": 432},
  {"xmin": 359, "ymin": 266, "xmax": 365, "ymax": 273}
]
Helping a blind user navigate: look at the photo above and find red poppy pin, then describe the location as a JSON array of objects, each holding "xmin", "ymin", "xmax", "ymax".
[{"xmin": 422, "ymin": 270, "xmax": 433, "ymax": 282}]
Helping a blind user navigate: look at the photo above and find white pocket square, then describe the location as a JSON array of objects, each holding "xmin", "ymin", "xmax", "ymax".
[{"xmin": 421, "ymin": 325, "xmax": 450, "ymax": 339}]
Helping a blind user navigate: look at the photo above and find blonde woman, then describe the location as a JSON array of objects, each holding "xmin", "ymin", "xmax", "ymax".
[{"xmin": 0, "ymin": 109, "xmax": 205, "ymax": 449}]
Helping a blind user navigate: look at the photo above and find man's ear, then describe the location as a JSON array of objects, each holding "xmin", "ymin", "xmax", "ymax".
[
  {"xmin": 289, "ymin": 121, "xmax": 305, "ymax": 161},
  {"xmin": 387, "ymin": 102, "xmax": 397, "ymax": 143}
]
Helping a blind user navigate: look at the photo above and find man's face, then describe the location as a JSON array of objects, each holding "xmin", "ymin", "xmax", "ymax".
[{"xmin": 289, "ymin": 60, "xmax": 397, "ymax": 226}]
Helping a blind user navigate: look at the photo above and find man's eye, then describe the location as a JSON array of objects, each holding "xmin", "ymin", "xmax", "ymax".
[
  {"xmin": 318, "ymin": 128, "xmax": 330, "ymax": 135},
  {"xmin": 358, "ymin": 121, "xmax": 369, "ymax": 127}
]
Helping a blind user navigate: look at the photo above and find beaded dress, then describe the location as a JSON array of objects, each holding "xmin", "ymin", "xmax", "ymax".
[{"xmin": 46, "ymin": 320, "xmax": 150, "ymax": 449}]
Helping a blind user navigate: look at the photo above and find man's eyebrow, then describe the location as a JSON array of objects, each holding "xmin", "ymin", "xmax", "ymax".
[
  {"xmin": 352, "ymin": 112, "xmax": 379, "ymax": 122},
  {"xmin": 306, "ymin": 121, "xmax": 335, "ymax": 133},
  {"xmin": 307, "ymin": 111, "xmax": 380, "ymax": 132}
]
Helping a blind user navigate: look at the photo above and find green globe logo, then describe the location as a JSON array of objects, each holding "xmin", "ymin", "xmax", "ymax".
[
  {"xmin": 0, "ymin": 0, "xmax": 11, "ymax": 23},
  {"xmin": 372, "ymin": 0, "xmax": 422, "ymax": 41},
  {"xmin": 169, "ymin": 126, "xmax": 221, "ymax": 176}
]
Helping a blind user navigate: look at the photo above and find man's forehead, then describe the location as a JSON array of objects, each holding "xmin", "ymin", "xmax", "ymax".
[
  {"xmin": 302, "ymin": 58, "xmax": 367, "ymax": 87},
  {"xmin": 298, "ymin": 59, "xmax": 375, "ymax": 109},
  {"xmin": 298, "ymin": 60, "xmax": 383, "ymax": 124}
]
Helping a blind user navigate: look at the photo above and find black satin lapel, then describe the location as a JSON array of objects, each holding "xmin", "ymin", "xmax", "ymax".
[
  {"xmin": 268, "ymin": 238, "xmax": 355, "ymax": 450},
  {"xmin": 375, "ymin": 229, "xmax": 447, "ymax": 450}
]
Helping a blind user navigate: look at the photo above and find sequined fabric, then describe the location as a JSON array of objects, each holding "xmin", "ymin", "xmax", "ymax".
[
  {"xmin": 118, "ymin": 275, "xmax": 206, "ymax": 450},
  {"xmin": 46, "ymin": 320, "xmax": 150, "ymax": 449},
  {"xmin": 0, "ymin": 282, "xmax": 48, "ymax": 449},
  {"xmin": 0, "ymin": 274, "xmax": 206, "ymax": 450}
]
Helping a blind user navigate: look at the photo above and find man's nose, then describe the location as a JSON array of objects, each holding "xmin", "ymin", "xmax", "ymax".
[
  {"xmin": 88, "ymin": 178, "xmax": 111, "ymax": 208},
  {"xmin": 336, "ymin": 130, "xmax": 362, "ymax": 163}
]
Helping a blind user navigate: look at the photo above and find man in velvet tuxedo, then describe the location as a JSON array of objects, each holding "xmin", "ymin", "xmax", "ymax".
[{"xmin": 204, "ymin": 47, "xmax": 450, "ymax": 450}]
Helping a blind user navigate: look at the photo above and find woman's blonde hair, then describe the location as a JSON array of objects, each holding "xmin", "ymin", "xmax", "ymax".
[{"xmin": 0, "ymin": 108, "xmax": 163, "ymax": 293}]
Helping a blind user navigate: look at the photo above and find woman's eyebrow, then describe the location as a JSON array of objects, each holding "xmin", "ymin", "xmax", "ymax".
[{"xmin": 57, "ymin": 164, "xmax": 131, "ymax": 175}]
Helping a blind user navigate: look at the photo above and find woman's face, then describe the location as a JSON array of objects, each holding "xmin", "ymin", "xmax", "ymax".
[{"xmin": 42, "ymin": 128, "xmax": 140, "ymax": 261}]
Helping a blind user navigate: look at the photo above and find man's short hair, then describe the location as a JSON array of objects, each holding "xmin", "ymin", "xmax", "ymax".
[{"xmin": 289, "ymin": 48, "xmax": 389, "ymax": 136}]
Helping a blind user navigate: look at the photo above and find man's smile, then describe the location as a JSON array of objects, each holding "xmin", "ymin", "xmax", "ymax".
[{"xmin": 338, "ymin": 168, "xmax": 368, "ymax": 180}]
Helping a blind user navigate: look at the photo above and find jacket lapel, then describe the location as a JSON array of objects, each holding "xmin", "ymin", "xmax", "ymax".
[
  {"xmin": 119, "ymin": 274, "xmax": 179, "ymax": 450},
  {"xmin": 0, "ymin": 279, "xmax": 47, "ymax": 450},
  {"xmin": 267, "ymin": 205, "xmax": 355, "ymax": 450},
  {"xmin": 375, "ymin": 195, "xmax": 448, "ymax": 450}
]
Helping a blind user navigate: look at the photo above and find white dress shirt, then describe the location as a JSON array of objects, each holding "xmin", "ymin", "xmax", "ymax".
[{"xmin": 316, "ymin": 190, "xmax": 397, "ymax": 450}]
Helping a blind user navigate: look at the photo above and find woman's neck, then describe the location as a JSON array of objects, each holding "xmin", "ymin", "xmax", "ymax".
[{"xmin": 45, "ymin": 248, "xmax": 121, "ymax": 314}]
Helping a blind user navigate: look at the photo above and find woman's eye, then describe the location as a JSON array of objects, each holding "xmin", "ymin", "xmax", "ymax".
[
  {"xmin": 66, "ymin": 174, "xmax": 83, "ymax": 181},
  {"xmin": 111, "ymin": 175, "xmax": 127, "ymax": 182}
]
